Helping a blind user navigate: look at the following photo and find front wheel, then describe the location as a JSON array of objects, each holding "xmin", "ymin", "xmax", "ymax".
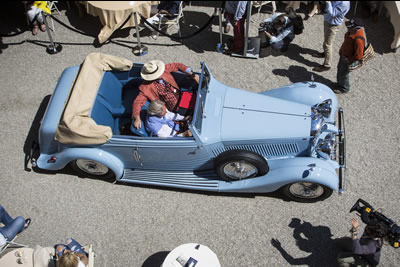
[
  {"xmin": 281, "ymin": 182, "xmax": 333, "ymax": 203},
  {"xmin": 70, "ymin": 159, "xmax": 115, "ymax": 181}
]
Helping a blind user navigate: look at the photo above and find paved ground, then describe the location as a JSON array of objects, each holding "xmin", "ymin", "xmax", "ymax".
[{"xmin": 1, "ymin": 2, "xmax": 399, "ymax": 267}]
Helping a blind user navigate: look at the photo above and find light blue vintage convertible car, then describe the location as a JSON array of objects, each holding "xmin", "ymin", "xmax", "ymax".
[{"xmin": 32, "ymin": 53, "xmax": 346, "ymax": 202}]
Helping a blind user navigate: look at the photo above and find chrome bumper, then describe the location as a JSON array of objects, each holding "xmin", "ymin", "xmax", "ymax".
[{"xmin": 338, "ymin": 108, "xmax": 346, "ymax": 194}]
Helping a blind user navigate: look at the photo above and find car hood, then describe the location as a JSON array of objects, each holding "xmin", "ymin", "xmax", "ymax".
[{"xmin": 220, "ymin": 88, "xmax": 311, "ymax": 141}]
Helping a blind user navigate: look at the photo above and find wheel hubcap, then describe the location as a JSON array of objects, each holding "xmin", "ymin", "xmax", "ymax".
[
  {"xmin": 289, "ymin": 182, "xmax": 324, "ymax": 199},
  {"xmin": 76, "ymin": 159, "xmax": 109, "ymax": 176},
  {"xmin": 223, "ymin": 161, "xmax": 258, "ymax": 180}
]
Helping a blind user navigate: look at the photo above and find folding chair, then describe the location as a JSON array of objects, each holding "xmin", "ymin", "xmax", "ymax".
[
  {"xmin": 154, "ymin": 1, "xmax": 185, "ymax": 39},
  {"xmin": 82, "ymin": 244, "xmax": 96, "ymax": 267},
  {"xmin": 0, "ymin": 235, "xmax": 27, "ymax": 255},
  {"xmin": 252, "ymin": 1, "xmax": 276, "ymax": 22},
  {"xmin": 45, "ymin": 1, "xmax": 61, "ymax": 32}
]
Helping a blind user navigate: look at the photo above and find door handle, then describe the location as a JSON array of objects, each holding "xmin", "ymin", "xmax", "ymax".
[{"xmin": 133, "ymin": 149, "xmax": 140, "ymax": 162}]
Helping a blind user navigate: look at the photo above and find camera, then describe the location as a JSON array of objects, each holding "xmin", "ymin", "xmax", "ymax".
[
  {"xmin": 350, "ymin": 198, "xmax": 400, "ymax": 248},
  {"xmin": 258, "ymin": 22, "xmax": 276, "ymax": 49},
  {"xmin": 258, "ymin": 22, "xmax": 276, "ymax": 35}
]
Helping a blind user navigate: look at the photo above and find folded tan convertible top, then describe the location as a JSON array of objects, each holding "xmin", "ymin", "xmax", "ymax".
[{"xmin": 55, "ymin": 53, "xmax": 132, "ymax": 144}]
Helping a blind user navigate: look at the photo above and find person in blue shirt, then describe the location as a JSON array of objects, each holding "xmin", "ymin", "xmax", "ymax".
[
  {"xmin": 262, "ymin": 13, "xmax": 295, "ymax": 52},
  {"xmin": 312, "ymin": 1, "xmax": 350, "ymax": 72},
  {"xmin": 145, "ymin": 100, "xmax": 192, "ymax": 138}
]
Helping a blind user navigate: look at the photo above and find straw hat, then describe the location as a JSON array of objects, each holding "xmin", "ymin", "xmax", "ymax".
[{"xmin": 140, "ymin": 60, "xmax": 165, "ymax": 81}]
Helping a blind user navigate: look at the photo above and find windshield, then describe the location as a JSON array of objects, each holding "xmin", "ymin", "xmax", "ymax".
[{"xmin": 193, "ymin": 63, "xmax": 210, "ymax": 134}]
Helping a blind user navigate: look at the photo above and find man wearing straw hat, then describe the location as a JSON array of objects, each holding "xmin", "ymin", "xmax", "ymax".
[{"xmin": 132, "ymin": 60, "xmax": 199, "ymax": 129}]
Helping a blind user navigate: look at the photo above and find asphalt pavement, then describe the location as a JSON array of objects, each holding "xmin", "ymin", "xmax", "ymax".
[{"xmin": 1, "ymin": 2, "xmax": 399, "ymax": 267}]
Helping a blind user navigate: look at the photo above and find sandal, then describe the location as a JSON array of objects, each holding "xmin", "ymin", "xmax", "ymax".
[
  {"xmin": 40, "ymin": 23, "xmax": 46, "ymax": 32},
  {"xmin": 32, "ymin": 25, "xmax": 39, "ymax": 35},
  {"xmin": 24, "ymin": 218, "xmax": 31, "ymax": 230}
]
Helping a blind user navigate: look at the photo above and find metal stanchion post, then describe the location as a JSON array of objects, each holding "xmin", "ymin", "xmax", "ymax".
[
  {"xmin": 231, "ymin": 1, "xmax": 259, "ymax": 59},
  {"xmin": 132, "ymin": 12, "xmax": 148, "ymax": 56},
  {"xmin": 242, "ymin": 1, "xmax": 251, "ymax": 57},
  {"xmin": 42, "ymin": 12, "xmax": 62, "ymax": 55},
  {"xmin": 216, "ymin": 8, "xmax": 223, "ymax": 53}
]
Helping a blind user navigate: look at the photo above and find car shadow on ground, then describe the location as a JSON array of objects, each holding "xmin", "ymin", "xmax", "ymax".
[
  {"xmin": 117, "ymin": 180, "xmax": 300, "ymax": 203},
  {"xmin": 23, "ymin": 95, "xmax": 51, "ymax": 172},
  {"xmin": 271, "ymin": 218, "xmax": 340, "ymax": 267}
]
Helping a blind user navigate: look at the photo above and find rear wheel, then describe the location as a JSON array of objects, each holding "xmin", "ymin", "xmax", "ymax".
[
  {"xmin": 281, "ymin": 182, "xmax": 333, "ymax": 203},
  {"xmin": 70, "ymin": 159, "xmax": 115, "ymax": 181}
]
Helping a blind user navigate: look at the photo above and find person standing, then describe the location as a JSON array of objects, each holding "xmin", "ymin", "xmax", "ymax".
[
  {"xmin": 312, "ymin": 1, "xmax": 350, "ymax": 72},
  {"xmin": 335, "ymin": 18, "xmax": 366, "ymax": 93},
  {"xmin": 224, "ymin": 1, "xmax": 247, "ymax": 53}
]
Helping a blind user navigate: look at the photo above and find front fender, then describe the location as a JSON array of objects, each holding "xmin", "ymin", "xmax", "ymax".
[
  {"xmin": 260, "ymin": 82, "xmax": 338, "ymax": 123},
  {"xmin": 36, "ymin": 148, "xmax": 125, "ymax": 178},
  {"xmin": 218, "ymin": 157, "xmax": 338, "ymax": 193}
]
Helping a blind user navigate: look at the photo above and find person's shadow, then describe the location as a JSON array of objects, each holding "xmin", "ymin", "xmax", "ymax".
[
  {"xmin": 262, "ymin": 44, "xmax": 322, "ymax": 68},
  {"xmin": 272, "ymin": 65, "xmax": 336, "ymax": 89},
  {"xmin": 271, "ymin": 218, "xmax": 339, "ymax": 267}
]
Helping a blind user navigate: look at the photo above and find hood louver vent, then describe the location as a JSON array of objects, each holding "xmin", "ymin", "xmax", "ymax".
[{"xmin": 213, "ymin": 143, "xmax": 300, "ymax": 158}]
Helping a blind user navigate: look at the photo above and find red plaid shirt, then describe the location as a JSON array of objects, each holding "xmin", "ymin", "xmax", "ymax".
[{"xmin": 132, "ymin": 63, "xmax": 190, "ymax": 118}]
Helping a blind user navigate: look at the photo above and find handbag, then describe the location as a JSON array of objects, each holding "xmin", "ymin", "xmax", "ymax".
[{"xmin": 349, "ymin": 37, "xmax": 375, "ymax": 72}]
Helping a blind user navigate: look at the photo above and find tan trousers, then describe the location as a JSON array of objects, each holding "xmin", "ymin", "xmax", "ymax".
[{"xmin": 323, "ymin": 21, "xmax": 340, "ymax": 67}]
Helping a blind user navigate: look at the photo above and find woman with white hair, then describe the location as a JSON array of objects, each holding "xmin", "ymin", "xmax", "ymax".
[{"xmin": 145, "ymin": 100, "xmax": 192, "ymax": 137}]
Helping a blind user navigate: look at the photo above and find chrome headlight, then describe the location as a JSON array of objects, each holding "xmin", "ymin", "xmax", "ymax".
[
  {"xmin": 311, "ymin": 110, "xmax": 324, "ymax": 136},
  {"xmin": 316, "ymin": 134, "xmax": 336, "ymax": 159},
  {"xmin": 314, "ymin": 99, "xmax": 332, "ymax": 118}
]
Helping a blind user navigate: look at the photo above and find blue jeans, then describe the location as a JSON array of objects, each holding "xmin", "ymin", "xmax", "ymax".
[
  {"xmin": 0, "ymin": 205, "xmax": 25, "ymax": 240},
  {"xmin": 270, "ymin": 34, "xmax": 295, "ymax": 51},
  {"xmin": 337, "ymin": 56, "xmax": 362, "ymax": 92}
]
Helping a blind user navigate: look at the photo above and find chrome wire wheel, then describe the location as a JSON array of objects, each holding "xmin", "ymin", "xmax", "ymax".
[
  {"xmin": 222, "ymin": 160, "xmax": 258, "ymax": 180},
  {"xmin": 288, "ymin": 182, "xmax": 325, "ymax": 199},
  {"xmin": 75, "ymin": 159, "xmax": 109, "ymax": 176}
]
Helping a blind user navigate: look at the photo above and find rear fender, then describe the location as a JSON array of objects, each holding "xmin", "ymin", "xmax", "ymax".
[
  {"xmin": 36, "ymin": 148, "xmax": 124, "ymax": 178},
  {"xmin": 218, "ymin": 157, "xmax": 338, "ymax": 193},
  {"xmin": 39, "ymin": 66, "xmax": 80, "ymax": 155}
]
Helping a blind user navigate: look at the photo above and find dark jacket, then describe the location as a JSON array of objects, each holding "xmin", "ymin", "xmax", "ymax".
[{"xmin": 352, "ymin": 234, "xmax": 383, "ymax": 266}]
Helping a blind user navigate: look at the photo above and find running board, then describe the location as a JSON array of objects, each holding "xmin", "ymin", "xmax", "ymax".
[{"xmin": 120, "ymin": 169, "xmax": 220, "ymax": 191}]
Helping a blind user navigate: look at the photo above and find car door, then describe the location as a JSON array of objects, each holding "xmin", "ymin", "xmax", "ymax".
[{"xmin": 134, "ymin": 137, "xmax": 211, "ymax": 171}]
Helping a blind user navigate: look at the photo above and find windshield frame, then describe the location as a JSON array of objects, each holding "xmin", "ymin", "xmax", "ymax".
[{"xmin": 191, "ymin": 62, "xmax": 210, "ymax": 136}]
